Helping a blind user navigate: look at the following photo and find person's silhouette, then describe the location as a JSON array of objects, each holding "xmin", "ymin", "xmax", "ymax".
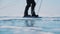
[{"xmin": 24, "ymin": 0, "xmax": 38, "ymax": 17}]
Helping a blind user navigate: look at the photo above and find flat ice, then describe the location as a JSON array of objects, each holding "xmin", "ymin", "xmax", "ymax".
[
  {"xmin": 0, "ymin": 26, "xmax": 54, "ymax": 34},
  {"xmin": 0, "ymin": 17, "xmax": 60, "ymax": 34}
]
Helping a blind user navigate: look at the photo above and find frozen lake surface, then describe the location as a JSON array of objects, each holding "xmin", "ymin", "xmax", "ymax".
[{"xmin": 0, "ymin": 17, "xmax": 60, "ymax": 34}]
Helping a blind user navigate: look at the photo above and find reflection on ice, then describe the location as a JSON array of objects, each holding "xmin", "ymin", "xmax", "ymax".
[{"xmin": 0, "ymin": 17, "xmax": 60, "ymax": 34}]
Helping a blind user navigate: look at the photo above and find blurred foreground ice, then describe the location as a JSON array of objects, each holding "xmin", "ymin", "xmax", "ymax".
[{"xmin": 0, "ymin": 26, "xmax": 54, "ymax": 34}]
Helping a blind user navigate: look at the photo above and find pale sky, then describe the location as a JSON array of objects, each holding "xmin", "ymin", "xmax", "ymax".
[{"xmin": 0, "ymin": 0, "xmax": 60, "ymax": 17}]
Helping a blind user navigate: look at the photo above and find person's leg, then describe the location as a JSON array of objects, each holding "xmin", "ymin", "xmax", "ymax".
[
  {"xmin": 24, "ymin": 0, "xmax": 31, "ymax": 16},
  {"xmin": 31, "ymin": 0, "xmax": 36, "ymax": 16},
  {"xmin": 31, "ymin": 0, "xmax": 38, "ymax": 17}
]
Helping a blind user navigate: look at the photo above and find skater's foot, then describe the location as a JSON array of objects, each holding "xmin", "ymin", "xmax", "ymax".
[
  {"xmin": 32, "ymin": 15, "xmax": 39, "ymax": 17},
  {"xmin": 24, "ymin": 15, "xmax": 31, "ymax": 17}
]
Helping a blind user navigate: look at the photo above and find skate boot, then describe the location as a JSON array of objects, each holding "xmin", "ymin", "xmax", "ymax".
[
  {"xmin": 24, "ymin": 15, "xmax": 31, "ymax": 17},
  {"xmin": 32, "ymin": 15, "xmax": 39, "ymax": 18}
]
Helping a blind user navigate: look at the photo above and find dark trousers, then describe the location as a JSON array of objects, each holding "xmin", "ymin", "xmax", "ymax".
[{"xmin": 24, "ymin": 0, "xmax": 36, "ymax": 16}]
